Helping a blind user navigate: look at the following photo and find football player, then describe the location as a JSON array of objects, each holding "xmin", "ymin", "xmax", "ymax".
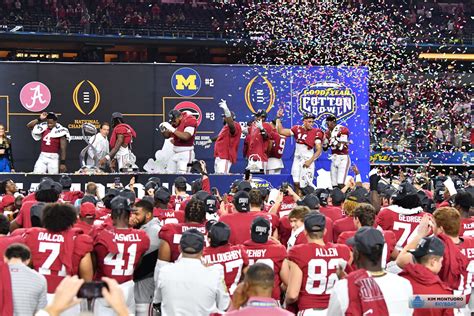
[
  {"xmin": 243, "ymin": 110, "xmax": 273, "ymax": 173},
  {"xmin": 275, "ymin": 108, "xmax": 323, "ymax": 194},
  {"xmin": 323, "ymin": 115, "xmax": 350, "ymax": 188},
  {"xmin": 160, "ymin": 109, "xmax": 198, "ymax": 174}
]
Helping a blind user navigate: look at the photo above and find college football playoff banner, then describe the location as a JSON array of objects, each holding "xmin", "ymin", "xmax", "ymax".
[{"xmin": 0, "ymin": 62, "xmax": 370, "ymax": 179}]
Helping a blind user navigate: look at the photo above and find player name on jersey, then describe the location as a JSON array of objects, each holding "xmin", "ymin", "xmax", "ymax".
[
  {"xmin": 246, "ymin": 249, "xmax": 267, "ymax": 257},
  {"xmin": 315, "ymin": 247, "xmax": 339, "ymax": 257},
  {"xmin": 113, "ymin": 232, "xmax": 143, "ymax": 242},
  {"xmin": 460, "ymin": 248, "xmax": 474, "ymax": 259},
  {"xmin": 203, "ymin": 249, "xmax": 243, "ymax": 264},
  {"xmin": 181, "ymin": 225, "xmax": 206, "ymax": 233},
  {"xmin": 38, "ymin": 232, "xmax": 64, "ymax": 242},
  {"xmin": 464, "ymin": 223, "xmax": 474, "ymax": 230},
  {"xmin": 399, "ymin": 214, "xmax": 423, "ymax": 223}
]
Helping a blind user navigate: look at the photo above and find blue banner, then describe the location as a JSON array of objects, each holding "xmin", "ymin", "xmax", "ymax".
[{"xmin": 370, "ymin": 151, "xmax": 474, "ymax": 165}]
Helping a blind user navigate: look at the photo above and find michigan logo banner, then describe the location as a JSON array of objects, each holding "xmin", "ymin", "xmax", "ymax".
[{"xmin": 0, "ymin": 62, "xmax": 369, "ymax": 177}]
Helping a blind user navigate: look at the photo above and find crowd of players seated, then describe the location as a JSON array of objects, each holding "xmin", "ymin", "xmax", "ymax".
[{"xmin": 0, "ymin": 160, "xmax": 473, "ymax": 315}]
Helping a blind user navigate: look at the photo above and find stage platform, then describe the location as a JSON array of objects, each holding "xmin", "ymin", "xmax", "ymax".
[{"xmin": 1, "ymin": 172, "xmax": 292, "ymax": 198}]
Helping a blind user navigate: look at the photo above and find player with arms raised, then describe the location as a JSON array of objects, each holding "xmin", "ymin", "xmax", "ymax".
[
  {"xmin": 213, "ymin": 99, "xmax": 242, "ymax": 174},
  {"xmin": 286, "ymin": 212, "xmax": 351, "ymax": 315},
  {"xmin": 243, "ymin": 110, "xmax": 273, "ymax": 173},
  {"xmin": 160, "ymin": 109, "xmax": 198, "ymax": 174},
  {"xmin": 275, "ymin": 108, "xmax": 323, "ymax": 194},
  {"xmin": 93, "ymin": 196, "xmax": 150, "ymax": 315},
  {"xmin": 323, "ymin": 115, "xmax": 350, "ymax": 188}
]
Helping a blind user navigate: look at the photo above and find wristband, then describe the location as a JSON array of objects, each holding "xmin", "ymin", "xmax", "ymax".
[
  {"xmin": 355, "ymin": 174, "xmax": 362, "ymax": 182},
  {"xmin": 105, "ymin": 155, "xmax": 111, "ymax": 161},
  {"xmin": 60, "ymin": 160, "xmax": 66, "ymax": 164}
]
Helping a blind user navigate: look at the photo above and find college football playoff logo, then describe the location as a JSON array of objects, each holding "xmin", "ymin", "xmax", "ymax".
[{"xmin": 72, "ymin": 80, "xmax": 101, "ymax": 115}]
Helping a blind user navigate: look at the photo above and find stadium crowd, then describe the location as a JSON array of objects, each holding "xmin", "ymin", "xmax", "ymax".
[{"xmin": 0, "ymin": 160, "xmax": 473, "ymax": 315}]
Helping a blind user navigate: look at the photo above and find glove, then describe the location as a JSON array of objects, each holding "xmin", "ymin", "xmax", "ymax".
[
  {"xmin": 219, "ymin": 99, "xmax": 232, "ymax": 118},
  {"xmin": 255, "ymin": 120, "xmax": 264, "ymax": 130},
  {"xmin": 159, "ymin": 122, "xmax": 176, "ymax": 133}
]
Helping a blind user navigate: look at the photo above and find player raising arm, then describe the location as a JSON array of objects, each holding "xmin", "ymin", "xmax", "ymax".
[{"xmin": 275, "ymin": 108, "xmax": 323, "ymax": 194}]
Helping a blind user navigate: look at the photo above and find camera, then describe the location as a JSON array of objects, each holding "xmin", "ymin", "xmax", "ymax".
[
  {"xmin": 280, "ymin": 182, "xmax": 289, "ymax": 194},
  {"xmin": 77, "ymin": 281, "xmax": 108, "ymax": 299}
]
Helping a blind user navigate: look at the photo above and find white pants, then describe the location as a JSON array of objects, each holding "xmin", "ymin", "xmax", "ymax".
[
  {"xmin": 47, "ymin": 293, "xmax": 80, "ymax": 315},
  {"xmin": 267, "ymin": 158, "xmax": 283, "ymax": 174},
  {"xmin": 94, "ymin": 280, "xmax": 135, "ymax": 316},
  {"xmin": 167, "ymin": 149, "xmax": 195, "ymax": 174},
  {"xmin": 297, "ymin": 308, "xmax": 327, "ymax": 316},
  {"xmin": 34, "ymin": 152, "xmax": 59, "ymax": 174},
  {"xmin": 214, "ymin": 157, "xmax": 232, "ymax": 174},
  {"xmin": 116, "ymin": 146, "xmax": 137, "ymax": 171},
  {"xmin": 330, "ymin": 154, "xmax": 350, "ymax": 186},
  {"xmin": 291, "ymin": 154, "xmax": 314, "ymax": 187}
]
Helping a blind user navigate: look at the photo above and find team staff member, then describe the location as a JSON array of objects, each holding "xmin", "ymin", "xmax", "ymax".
[
  {"xmin": 99, "ymin": 112, "xmax": 137, "ymax": 171},
  {"xmin": 0, "ymin": 124, "xmax": 14, "ymax": 172},
  {"xmin": 323, "ymin": 115, "xmax": 350, "ymax": 188},
  {"xmin": 213, "ymin": 99, "xmax": 242, "ymax": 174},
  {"xmin": 87, "ymin": 121, "xmax": 110, "ymax": 167},
  {"xmin": 160, "ymin": 109, "xmax": 198, "ymax": 174},
  {"xmin": 243, "ymin": 110, "xmax": 273, "ymax": 173},
  {"xmin": 27, "ymin": 112, "xmax": 70, "ymax": 174},
  {"xmin": 275, "ymin": 108, "xmax": 323, "ymax": 194}
]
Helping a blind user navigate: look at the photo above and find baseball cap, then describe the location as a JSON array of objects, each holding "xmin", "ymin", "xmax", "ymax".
[
  {"xmin": 237, "ymin": 181, "xmax": 252, "ymax": 192},
  {"xmin": 304, "ymin": 212, "xmax": 326, "ymax": 233},
  {"xmin": 330, "ymin": 188, "xmax": 345, "ymax": 205},
  {"xmin": 205, "ymin": 195, "xmax": 218, "ymax": 214},
  {"xmin": 110, "ymin": 196, "xmax": 132, "ymax": 211},
  {"xmin": 147, "ymin": 177, "xmax": 162, "ymax": 187},
  {"xmin": 209, "ymin": 222, "xmax": 231, "ymax": 247},
  {"xmin": 1, "ymin": 195, "xmax": 15, "ymax": 209},
  {"xmin": 59, "ymin": 175, "xmax": 72, "ymax": 189},
  {"xmin": 81, "ymin": 195, "xmax": 98, "ymax": 206},
  {"xmin": 119, "ymin": 189, "xmax": 136, "ymax": 203},
  {"xmin": 180, "ymin": 229, "xmax": 204, "ymax": 254},
  {"xmin": 145, "ymin": 181, "xmax": 158, "ymax": 192},
  {"xmin": 346, "ymin": 187, "xmax": 370, "ymax": 203},
  {"xmin": 251, "ymin": 216, "xmax": 271, "ymax": 243},
  {"xmin": 174, "ymin": 176, "xmax": 187, "ymax": 187},
  {"xmin": 409, "ymin": 236, "xmax": 445, "ymax": 258},
  {"xmin": 301, "ymin": 186, "xmax": 315, "ymax": 196},
  {"xmin": 37, "ymin": 179, "xmax": 62, "ymax": 194},
  {"xmin": 314, "ymin": 189, "xmax": 330, "ymax": 206},
  {"xmin": 191, "ymin": 178, "xmax": 203, "ymax": 193},
  {"xmin": 80, "ymin": 202, "xmax": 96, "ymax": 218},
  {"xmin": 233, "ymin": 190, "xmax": 250, "ymax": 212},
  {"xmin": 230, "ymin": 179, "xmax": 242, "ymax": 191},
  {"xmin": 168, "ymin": 109, "xmax": 182, "ymax": 123},
  {"xmin": 347, "ymin": 227, "xmax": 385, "ymax": 255},
  {"xmin": 112, "ymin": 112, "xmax": 123, "ymax": 119},
  {"xmin": 297, "ymin": 194, "xmax": 320, "ymax": 210},
  {"xmin": 154, "ymin": 188, "xmax": 171, "ymax": 203},
  {"xmin": 105, "ymin": 188, "xmax": 120, "ymax": 198}
]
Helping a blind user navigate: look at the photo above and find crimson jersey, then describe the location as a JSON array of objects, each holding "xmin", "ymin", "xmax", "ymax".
[
  {"xmin": 154, "ymin": 207, "xmax": 185, "ymax": 226},
  {"xmin": 375, "ymin": 205, "xmax": 428, "ymax": 249},
  {"xmin": 338, "ymin": 230, "xmax": 397, "ymax": 267},
  {"xmin": 214, "ymin": 121, "xmax": 242, "ymax": 163},
  {"xmin": 243, "ymin": 239, "xmax": 287, "ymax": 299},
  {"xmin": 13, "ymin": 200, "xmax": 37, "ymax": 228},
  {"xmin": 319, "ymin": 205, "xmax": 343, "ymax": 222},
  {"xmin": 168, "ymin": 194, "xmax": 189, "ymax": 211},
  {"xmin": 290, "ymin": 126, "xmax": 324, "ymax": 150},
  {"xmin": 455, "ymin": 237, "xmax": 474, "ymax": 297},
  {"xmin": 93, "ymin": 227, "xmax": 150, "ymax": 284},
  {"xmin": 277, "ymin": 195, "xmax": 297, "ymax": 218},
  {"xmin": 202, "ymin": 244, "xmax": 249, "ymax": 294},
  {"xmin": 110, "ymin": 123, "xmax": 136, "ymax": 147},
  {"xmin": 269, "ymin": 130, "xmax": 286, "ymax": 159},
  {"xmin": 60, "ymin": 191, "xmax": 84, "ymax": 204},
  {"xmin": 280, "ymin": 215, "xmax": 334, "ymax": 246},
  {"xmin": 173, "ymin": 112, "xmax": 198, "ymax": 147},
  {"xmin": 219, "ymin": 211, "xmax": 279, "ymax": 245},
  {"xmin": 40, "ymin": 128, "xmax": 61, "ymax": 153},
  {"xmin": 332, "ymin": 217, "xmax": 355, "ymax": 242},
  {"xmin": 243, "ymin": 122, "xmax": 273, "ymax": 162},
  {"xmin": 23, "ymin": 227, "xmax": 93, "ymax": 293},
  {"xmin": 159, "ymin": 222, "xmax": 207, "ymax": 262},
  {"xmin": 325, "ymin": 125, "xmax": 350, "ymax": 155},
  {"xmin": 73, "ymin": 220, "xmax": 94, "ymax": 235},
  {"xmin": 288, "ymin": 242, "xmax": 351, "ymax": 310},
  {"xmin": 460, "ymin": 217, "xmax": 474, "ymax": 237},
  {"xmin": 0, "ymin": 235, "xmax": 24, "ymax": 257}
]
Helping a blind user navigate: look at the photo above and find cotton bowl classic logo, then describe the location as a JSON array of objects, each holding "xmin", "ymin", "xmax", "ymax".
[
  {"xmin": 19, "ymin": 81, "xmax": 51, "ymax": 112},
  {"xmin": 72, "ymin": 80, "xmax": 101, "ymax": 115},
  {"xmin": 174, "ymin": 101, "xmax": 203, "ymax": 126},
  {"xmin": 244, "ymin": 75, "xmax": 275, "ymax": 114},
  {"xmin": 171, "ymin": 67, "xmax": 201, "ymax": 97},
  {"xmin": 298, "ymin": 82, "xmax": 356, "ymax": 121}
]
